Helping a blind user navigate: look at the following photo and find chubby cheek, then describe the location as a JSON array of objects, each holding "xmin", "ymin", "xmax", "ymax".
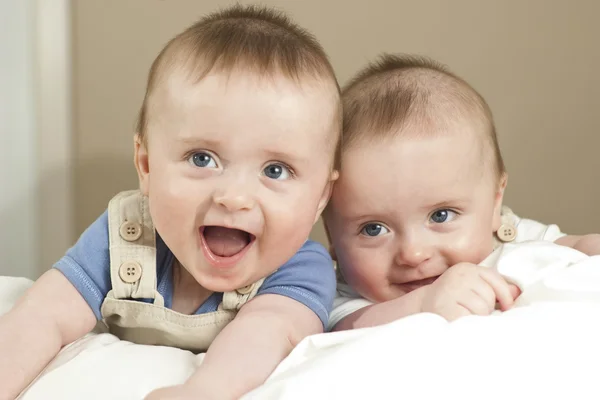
[
  {"xmin": 147, "ymin": 176, "xmax": 200, "ymax": 250},
  {"xmin": 444, "ymin": 229, "xmax": 495, "ymax": 266},
  {"xmin": 338, "ymin": 244, "xmax": 390, "ymax": 302},
  {"xmin": 260, "ymin": 193, "xmax": 320, "ymax": 267}
]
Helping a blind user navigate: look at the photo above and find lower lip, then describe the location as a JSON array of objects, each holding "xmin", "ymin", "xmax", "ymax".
[
  {"xmin": 199, "ymin": 230, "xmax": 254, "ymax": 269},
  {"xmin": 402, "ymin": 276, "xmax": 439, "ymax": 292}
]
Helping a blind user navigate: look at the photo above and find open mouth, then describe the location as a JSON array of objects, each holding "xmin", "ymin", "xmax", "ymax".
[{"xmin": 200, "ymin": 226, "xmax": 255, "ymax": 266}]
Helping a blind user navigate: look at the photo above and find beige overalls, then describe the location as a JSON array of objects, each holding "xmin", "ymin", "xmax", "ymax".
[
  {"xmin": 16, "ymin": 191, "xmax": 268, "ymax": 398},
  {"xmin": 99, "ymin": 190, "xmax": 265, "ymax": 353}
]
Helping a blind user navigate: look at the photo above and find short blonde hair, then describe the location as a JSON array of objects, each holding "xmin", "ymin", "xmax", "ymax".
[
  {"xmin": 341, "ymin": 53, "xmax": 505, "ymax": 179},
  {"xmin": 136, "ymin": 4, "xmax": 342, "ymax": 168}
]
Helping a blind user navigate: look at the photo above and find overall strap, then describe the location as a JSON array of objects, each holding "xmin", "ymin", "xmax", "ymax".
[
  {"xmin": 106, "ymin": 190, "xmax": 163, "ymax": 305},
  {"xmin": 221, "ymin": 278, "xmax": 266, "ymax": 311},
  {"xmin": 494, "ymin": 205, "xmax": 519, "ymax": 249}
]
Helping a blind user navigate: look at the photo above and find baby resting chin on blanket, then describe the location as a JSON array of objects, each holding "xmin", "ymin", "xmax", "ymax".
[
  {"xmin": 244, "ymin": 241, "xmax": 600, "ymax": 400},
  {"xmin": 321, "ymin": 53, "xmax": 600, "ymax": 332},
  {"xmin": 328, "ymin": 236, "xmax": 600, "ymax": 332}
]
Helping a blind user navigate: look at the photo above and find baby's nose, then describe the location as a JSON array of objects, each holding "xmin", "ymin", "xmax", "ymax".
[{"xmin": 395, "ymin": 241, "xmax": 432, "ymax": 268}]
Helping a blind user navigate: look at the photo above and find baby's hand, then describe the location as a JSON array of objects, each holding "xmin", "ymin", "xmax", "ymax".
[{"xmin": 421, "ymin": 262, "xmax": 519, "ymax": 321}]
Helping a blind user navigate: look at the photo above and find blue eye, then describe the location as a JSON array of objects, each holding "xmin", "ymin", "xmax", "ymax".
[
  {"xmin": 263, "ymin": 163, "xmax": 291, "ymax": 180},
  {"xmin": 361, "ymin": 223, "xmax": 389, "ymax": 237},
  {"xmin": 189, "ymin": 152, "xmax": 217, "ymax": 168},
  {"xmin": 430, "ymin": 209, "xmax": 457, "ymax": 224}
]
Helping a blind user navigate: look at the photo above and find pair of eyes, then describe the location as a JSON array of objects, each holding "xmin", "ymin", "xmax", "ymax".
[
  {"xmin": 189, "ymin": 152, "xmax": 292, "ymax": 181},
  {"xmin": 361, "ymin": 209, "xmax": 458, "ymax": 237}
]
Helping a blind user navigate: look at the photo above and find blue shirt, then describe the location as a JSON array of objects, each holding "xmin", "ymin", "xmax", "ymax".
[{"xmin": 55, "ymin": 210, "xmax": 336, "ymax": 327}]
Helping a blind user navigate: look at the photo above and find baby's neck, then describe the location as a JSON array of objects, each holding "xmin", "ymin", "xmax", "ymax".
[{"xmin": 171, "ymin": 260, "xmax": 213, "ymax": 314}]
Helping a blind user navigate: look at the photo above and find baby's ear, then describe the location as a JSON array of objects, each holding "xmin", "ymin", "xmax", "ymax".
[
  {"xmin": 328, "ymin": 245, "xmax": 337, "ymax": 262},
  {"xmin": 314, "ymin": 170, "xmax": 339, "ymax": 224},
  {"xmin": 321, "ymin": 215, "xmax": 337, "ymax": 261},
  {"xmin": 134, "ymin": 134, "xmax": 150, "ymax": 195},
  {"xmin": 492, "ymin": 173, "xmax": 508, "ymax": 231}
]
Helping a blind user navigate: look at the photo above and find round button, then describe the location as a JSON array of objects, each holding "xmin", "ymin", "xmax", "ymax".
[
  {"xmin": 120, "ymin": 221, "xmax": 142, "ymax": 242},
  {"xmin": 496, "ymin": 224, "xmax": 517, "ymax": 242},
  {"xmin": 119, "ymin": 261, "xmax": 143, "ymax": 283},
  {"xmin": 236, "ymin": 284, "xmax": 254, "ymax": 295}
]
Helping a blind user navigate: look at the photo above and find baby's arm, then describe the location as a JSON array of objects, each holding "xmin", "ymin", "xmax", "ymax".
[
  {"xmin": 146, "ymin": 294, "xmax": 321, "ymax": 399},
  {"xmin": 145, "ymin": 240, "xmax": 334, "ymax": 399},
  {"xmin": 516, "ymin": 214, "xmax": 600, "ymax": 256},
  {"xmin": 555, "ymin": 234, "xmax": 600, "ymax": 256},
  {"xmin": 0, "ymin": 269, "xmax": 96, "ymax": 400},
  {"xmin": 332, "ymin": 287, "xmax": 426, "ymax": 331},
  {"xmin": 197, "ymin": 295, "xmax": 321, "ymax": 396},
  {"xmin": 333, "ymin": 263, "xmax": 518, "ymax": 332}
]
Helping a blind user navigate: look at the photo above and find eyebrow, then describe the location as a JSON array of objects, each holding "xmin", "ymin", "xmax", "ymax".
[
  {"xmin": 338, "ymin": 211, "xmax": 382, "ymax": 225},
  {"xmin": 423, "ymin": 199, "xmax": 469, "ymax": 211},
  {"xmin": 263, "ymin": 149, "xmax": 306, "ymax": 167},
  {"xmin": 176, "ymin": 136, "xmax": 220, "ymax": 148}
]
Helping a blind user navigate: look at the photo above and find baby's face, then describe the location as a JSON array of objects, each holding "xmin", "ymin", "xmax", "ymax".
[
  {"xmin": 326, "ymin": 130, "xmax": 504, "ymax": 303},
  {"xmin": 136, "ymin": 69, "xmax": 338, "ymax": 292}
]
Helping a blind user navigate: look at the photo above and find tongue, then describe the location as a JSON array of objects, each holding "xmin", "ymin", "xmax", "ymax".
[{"xmin": 203, "ymin": 226, "xmax": 249, "ymax": 257}]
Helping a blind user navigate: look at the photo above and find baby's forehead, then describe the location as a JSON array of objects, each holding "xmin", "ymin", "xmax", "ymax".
[
  {"xmin": 345, "ymin": 118, "xmax": 486, "ymax": 157},
  {"xmin": 345, "ymin": 116, "xmax": 493, "ymax": 173},
  {"xmin": 151, "ymin": 68, "xmax": 339, "ymax": 147},
  {"xmin": 335, "ymin": 151, "xmax": 493, "ymax": 218},
  {"xmin": 336, "ymin": 131, "xmax": 492, "ymax": 203},
  {"xmin": 150, "ymin": 68, "xmax": 335, "ymax": 120},
  {"xmin": 146, "ymin": 69, "xmax": 340, "ymax": 161}
]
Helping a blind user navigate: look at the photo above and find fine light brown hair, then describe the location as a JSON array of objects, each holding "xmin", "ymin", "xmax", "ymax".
[
  {"xmin": 341, "ymin": 53, "xmax": 505, "ymax": 179},
  {"xmin": 136, "ymin": 4, "xmax": 342, "ymax": 168}
]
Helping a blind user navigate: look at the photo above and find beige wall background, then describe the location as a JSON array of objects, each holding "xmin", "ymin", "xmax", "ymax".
[{"xmin": 72, "ymin": 0, "xmax": 600, "ymax": 248}]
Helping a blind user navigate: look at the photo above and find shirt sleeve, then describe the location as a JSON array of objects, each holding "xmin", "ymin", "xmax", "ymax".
[
  {"xmin": 53, "ymin": 210, "xmax": 111, "ymax": 320},
  {"xmin": 515, "ymin": 216, "xmax": 566, "ymax": 243},
  {"xmin": 257, "ymin": 240, "xmax": 336, "ymax": 329},
  {"xmin": 327, "ymin": 283, "xmax": 373, "ymax": 331},
  {"xmin": 540, "ymin": 223, "xmax": 566, "ymax": 242}
]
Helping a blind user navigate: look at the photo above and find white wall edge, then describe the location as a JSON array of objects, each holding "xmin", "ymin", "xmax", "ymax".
[
  {"xmin": 0, "ymin": 1, "xmax": 38, "ymax": 278},
  {"xmin": 36, "ymin": 0, "xmax": 74, "ymax": 274}
]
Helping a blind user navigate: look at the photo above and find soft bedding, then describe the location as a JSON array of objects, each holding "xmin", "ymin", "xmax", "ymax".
[{"xmin": 2, "ymin": 240, "xmax": 600, "ymax": 400}]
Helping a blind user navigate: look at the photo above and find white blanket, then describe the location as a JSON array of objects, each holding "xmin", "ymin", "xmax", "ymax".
[{"xmin": 3, "ymin": 241, "xmax": 600, "ymax": 400}]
